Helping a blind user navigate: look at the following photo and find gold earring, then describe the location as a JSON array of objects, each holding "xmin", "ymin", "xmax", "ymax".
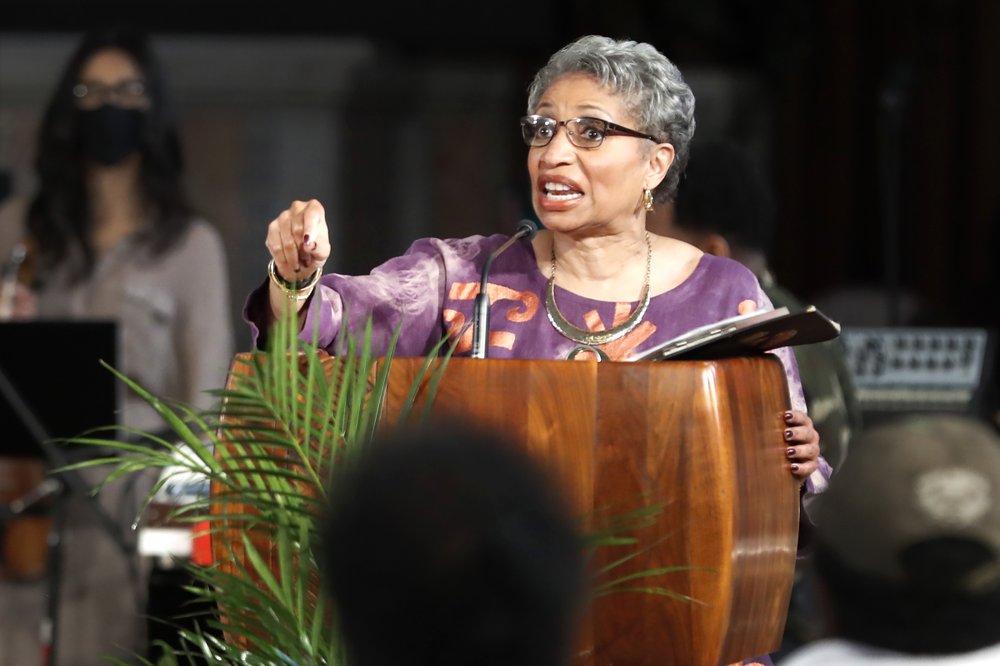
[{"xmin": 642, "ymin": 188, "xmax": 654, "ymax": 211}]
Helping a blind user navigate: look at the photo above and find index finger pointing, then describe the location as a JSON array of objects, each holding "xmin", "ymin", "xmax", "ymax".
[{"xmin": 302, "ymin": 199, "xmax": 326, "ymax": 248}]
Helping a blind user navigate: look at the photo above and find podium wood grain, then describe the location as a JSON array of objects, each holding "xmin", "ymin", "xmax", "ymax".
[
  {"xmin": 214, "ymin": 353, "xmax": 799, "ymax": 666},
  {"xmin": 380, "ymin": 356, "xmax": 799, "ymax": 666}
]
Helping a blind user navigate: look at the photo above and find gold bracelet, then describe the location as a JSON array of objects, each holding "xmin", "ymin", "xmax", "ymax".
[{"xmin": 268, "ymin": 259, "xmax": 321, "ymax": 301}]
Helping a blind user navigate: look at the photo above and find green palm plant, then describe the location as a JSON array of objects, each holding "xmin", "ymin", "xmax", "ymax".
[
  {"xmin": 62, "ymin": 306, "xmax": 691, "ymax": 665},
  {"xmin": 584, "ymin": 499, "xmax": 706, "ymax": 605},
  {"xmin": 62, "ymin": 307, "xmax": 457, "ymax": 665}
]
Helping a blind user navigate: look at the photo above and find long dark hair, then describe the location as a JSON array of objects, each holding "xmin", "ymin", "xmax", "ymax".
[{"xmin": 26, "ymin": 24, "xmax": 194, "ymax": 281}]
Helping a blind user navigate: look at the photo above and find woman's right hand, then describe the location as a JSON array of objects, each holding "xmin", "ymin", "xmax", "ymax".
[
  {"xmin": 265, "ymin": 199, "xmax": 331, "ymax": 283},
  {"xmin": 265, "ymin": 199, "xmax": 331, "ymax": 319}
]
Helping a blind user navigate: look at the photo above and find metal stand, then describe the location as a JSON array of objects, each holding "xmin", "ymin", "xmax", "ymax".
[{"xmin": 0, "ymin": 363, "xmax": 135, "ymax": 666}]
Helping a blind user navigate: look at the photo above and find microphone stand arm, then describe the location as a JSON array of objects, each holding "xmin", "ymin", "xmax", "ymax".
[{"xmin": 471, "ymin": 222, "xmax": 537, "ymax": 359}]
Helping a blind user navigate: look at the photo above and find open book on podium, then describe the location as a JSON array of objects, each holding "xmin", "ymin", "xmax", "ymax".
[{"xmin": 632, "ymin": 305, "xmax": 841, "ymax": 362}]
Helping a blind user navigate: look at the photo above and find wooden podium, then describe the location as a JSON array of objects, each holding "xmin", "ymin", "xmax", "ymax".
[
  {"xmin": 215, "ymin": 353, "xmax": 799, "ymax": 666},
  {"xmin": 379, "ymin": 356, "xmax": 800, "ymax": 666}
]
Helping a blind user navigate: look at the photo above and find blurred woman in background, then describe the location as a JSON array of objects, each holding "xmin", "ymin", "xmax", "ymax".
[
  {"xmin": 0, "ymin": 24, "xmax": 232, "ymax": 431},
  {"xmin": 0, "ymin": 24, "xmax": 232, "ymax": 665}
]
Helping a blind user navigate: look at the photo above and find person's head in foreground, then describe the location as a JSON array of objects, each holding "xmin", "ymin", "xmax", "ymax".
[
  {"xmin": 318, "ymin": 421, "xmax": 588, "ymax": 666},
  {"xmin": 787, "ymin": 413, "xmax": 1000, "ymax": 662}
]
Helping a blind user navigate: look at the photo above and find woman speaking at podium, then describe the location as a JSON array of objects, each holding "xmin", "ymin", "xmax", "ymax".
[
  {"xmin": 246, "ymin": 34, "xmax": 827, "ymax": 487},
  {"xmin": 246, "ymin": 34, "xmax": 829, "ymax": 666}
]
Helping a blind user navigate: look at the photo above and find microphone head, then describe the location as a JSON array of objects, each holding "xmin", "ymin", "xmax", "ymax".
[{"xmin": 515, "ymin": 218, "xmax": 539, "ymax": 240}]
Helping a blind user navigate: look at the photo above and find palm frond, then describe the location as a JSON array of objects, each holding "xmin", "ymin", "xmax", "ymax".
[
  {"xmin": 580, "ymin": 495, "xmax": 707, "ymax": 603},
  {"xmin": 56, "ymin": 303, "xmax": 417, "ymax": 664}
]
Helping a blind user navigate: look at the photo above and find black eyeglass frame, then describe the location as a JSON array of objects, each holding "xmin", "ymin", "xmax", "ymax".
[{"xmin": 520, "ymin": 114, "xmax": 660, "ymax": 148}]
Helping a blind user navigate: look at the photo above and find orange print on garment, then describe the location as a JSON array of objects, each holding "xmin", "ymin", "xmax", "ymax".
[
  {"xmin": 448, "ymin": 282, "xmax": 539, "ymax": 322},
  {"xmin": 443, "ymin": 308, "xmax": 518, "ymax": 354},
  {"xmin": 569, "ymin": 303, "xmax": 657, "ymax": 361},
  {"xmin": 445, "ymin": 282, "xmax": 540, "ymax": 353},
  {"xmin": 443, "ymin": 309, "xmax": 472, "ymax": 353}
]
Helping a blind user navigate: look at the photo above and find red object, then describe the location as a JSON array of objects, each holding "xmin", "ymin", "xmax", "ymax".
[{"xmin": 191, "ymin": 520, "xmax": 212, "ymax": 566}]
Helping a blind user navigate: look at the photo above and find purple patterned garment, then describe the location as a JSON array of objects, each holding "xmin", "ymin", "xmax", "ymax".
[{"xmin": 244, "ymin": 233, "xmax": 831, "ymax": 497}]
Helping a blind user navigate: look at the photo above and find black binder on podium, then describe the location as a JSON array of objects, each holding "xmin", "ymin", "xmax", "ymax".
[
  {"xmin": 633, "ymin": 306, "xmax": 841, "ymax": 362},
  {"xmin": 0, "ymin": 320, "xmax": 119, "ymax": 458}
]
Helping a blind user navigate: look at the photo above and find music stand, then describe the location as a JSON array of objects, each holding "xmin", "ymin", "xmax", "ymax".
[{"xmin": 0, "ymin": 320, "xmax": 134, "ymax": 666}]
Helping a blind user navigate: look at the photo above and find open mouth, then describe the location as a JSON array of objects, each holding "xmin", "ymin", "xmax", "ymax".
[{"xmin": 542, "ymin": 181, "xmax": 583, "ymax": 202}]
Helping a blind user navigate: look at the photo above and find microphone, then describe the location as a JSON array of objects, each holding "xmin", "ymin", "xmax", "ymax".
[
  {"xmin": 7, "ymin": 478, "xmax": 61, "ymax": 515},
  {"xmin": 471, "ymin": 219, "xmax": 539, "ymax": 359}
]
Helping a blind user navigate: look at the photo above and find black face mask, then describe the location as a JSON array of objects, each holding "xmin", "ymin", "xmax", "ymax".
[{"xmin": 78, "ymin": 105, "xmax": 145, "ymax": 166}]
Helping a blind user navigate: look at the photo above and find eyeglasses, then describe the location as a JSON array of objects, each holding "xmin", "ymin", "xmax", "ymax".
[
  {"xmin": 520, "ymin": 114, "xmax": 658, "ymax": 149},
  {"xmin": 72, "ymin": 79, "xmax": 148, "ymax": 108}
]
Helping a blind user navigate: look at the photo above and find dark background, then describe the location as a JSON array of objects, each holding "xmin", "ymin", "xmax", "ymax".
[{"xmin": 4, "ymin": 0, "xmax": 999, "ymax": 351}]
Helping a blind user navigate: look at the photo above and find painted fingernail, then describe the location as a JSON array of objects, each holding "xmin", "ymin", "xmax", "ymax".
[
  {"xmin": 790, "ymin": 463, "xmax": 800, "ymax": 473},
  {"xmin": 784, "ymin": 429, "xmax": 793, "ymax": 441},
  {"xmin": 786, "ymin": 447, "xmax": 796, "ymax": 457},
  {"xmin": 303, "ymin": 233, "xmax": 311, "ymax": 244},
  {"xmin": 784, "ymin": 411, "xmax": 793, "ymax": 421}
]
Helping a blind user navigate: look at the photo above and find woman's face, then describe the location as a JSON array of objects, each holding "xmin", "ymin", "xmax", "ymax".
[
  {"xmin": 74, "ymin": 48, "xmax": 150, "ymax": 111},
  {"xmin": 526, "ymin": 73, "xmax": 673, "ymax": 235}
]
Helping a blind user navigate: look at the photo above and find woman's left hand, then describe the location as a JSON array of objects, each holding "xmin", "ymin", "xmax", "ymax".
[
  {"xmin": 736, "ymin": 302, "xmax": 820, "ymax": 481},
  {"xmin": 782, "ymin": 409, "xmax": 820, "ymax": 482}
]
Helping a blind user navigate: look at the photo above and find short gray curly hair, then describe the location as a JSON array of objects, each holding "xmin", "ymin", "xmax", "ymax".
[{"xmin": 526, "ymin": 35, "xmax": 696, "ymax": 203}]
